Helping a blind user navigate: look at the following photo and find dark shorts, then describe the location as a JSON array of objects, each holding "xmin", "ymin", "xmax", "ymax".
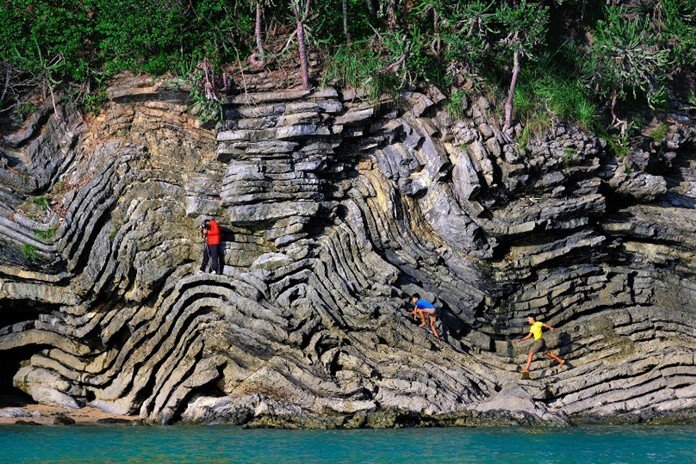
[{"xmin": 530, "ymin": 338, "xmax": 546, "ymax": 354}]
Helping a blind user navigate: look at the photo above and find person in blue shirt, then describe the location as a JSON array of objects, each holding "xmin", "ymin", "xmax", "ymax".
[{"xmin": 408, "ymin": 293, "xmax": 440, "ymax": 339}]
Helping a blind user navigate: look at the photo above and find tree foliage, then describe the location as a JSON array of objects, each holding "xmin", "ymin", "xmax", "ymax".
[
  {"xmin": 0, "ymin": 0, "xmax": 694, "ymax": 132},
  {"xmin": 588, "ymin": 6, "xmax": 670, "ymax": 111}
]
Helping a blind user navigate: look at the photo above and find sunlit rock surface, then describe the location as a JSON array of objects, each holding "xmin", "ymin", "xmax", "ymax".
[{"xmin": 1, "ymin": 74, "xmax": 694, "ymax": 426}]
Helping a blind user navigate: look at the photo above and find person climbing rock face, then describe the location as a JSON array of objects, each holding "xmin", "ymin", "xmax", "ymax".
[
  {"xmin": 408, "ymin": 293, "xmax": 439, "ymax": 339},
  {"xmin": 199, "ymin": 218, "xmax": 221, "ymax": 275},
  {"xmin": 517, "ymin": 314, "xmax": 565, "ymax": 375}
]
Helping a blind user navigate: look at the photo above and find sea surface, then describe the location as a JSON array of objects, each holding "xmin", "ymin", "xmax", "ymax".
[{"xmin": 1, "ymin": 424, "xmax": 694, "ymax": 463}]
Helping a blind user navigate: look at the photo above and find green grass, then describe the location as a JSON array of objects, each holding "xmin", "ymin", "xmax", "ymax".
[
  {"xmin": 34, "ymin": 227, "xmax": 57, "ymax": 240},
  {"xmin": 689, "ymin": 93, "xmax": 696, "ymax": 107},
  {"xmin": 445, "ymin": 89, "xmax": 468, "ymax": 119},
  {"xmin": 21, "ymin": 243, "xmax": 38, "ymax": 261},
  {"xmin": 322, "ymin": 41, "xmax": 398, "ymax": 100},
  {"xmin": 31, "ymin": 195, "xmax": 51, "ymax": 211},
  {"xmin": 605, "ymin": 133, "xmax": 632, "ymax": 160},
  {"xmin": 16, "ymin": 101, "xmax": 38, "ymax": 120},
  {"xmin": 518, "ymin": 111, "xmax": 552, "ymax": 152},
  {"xmin": 83, "ymin": 87, "xmax": 109, "ymax": 115},
  {"xmin": 62, "ymin": 83, "xmax": 112, "ymax": 116},
  {"xmin": 648, "ymin": 123, "xmax": 669, "ymax": 143},
  {"xmin": 575, "ymin": 99, "xmax": 597, "ymax": 131},
  {"xmin": 514, "ymin": 71, "xmax": 597, "ymax": 139}
]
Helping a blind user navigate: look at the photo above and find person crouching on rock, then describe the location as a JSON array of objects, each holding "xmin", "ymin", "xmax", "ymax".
[
  {"xmin": 199, "ymin": 218, "xmax": 221, "ymax": 274},
  {"xmin": 516, "ymin": 314, "xmax": 565, "ymax": 374},
  {"xmin": 408, "ymin": 293, "xmax": 439, "ymax": 339}
]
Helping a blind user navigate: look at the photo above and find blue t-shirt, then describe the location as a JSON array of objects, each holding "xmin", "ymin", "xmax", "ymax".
[{"xmin": 416, "ymin": 299, "xmax": 435, "ymax": 310}]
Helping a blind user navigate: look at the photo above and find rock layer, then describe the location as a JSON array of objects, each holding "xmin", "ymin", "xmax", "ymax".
[{"xmin": 0, "ymin": 74, "xmax": 695, "ymax": 426}]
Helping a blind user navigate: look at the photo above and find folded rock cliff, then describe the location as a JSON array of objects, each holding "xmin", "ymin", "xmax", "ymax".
[{"xmin": 0, "ymin": 74, "xmax": 694, "ymax": 426}]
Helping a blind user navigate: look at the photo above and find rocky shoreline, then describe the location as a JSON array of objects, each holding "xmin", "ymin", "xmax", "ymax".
[
  {"xmin": 2, "ymin": 403, "xmax": 695, "ymax": 428},
  {"xmin": 0, "ymin": 72, "xmax": 694, "ymax": 427},
  {"xmin": 0, "ymin": 404, "xmax": 138, "ymax": 426}
]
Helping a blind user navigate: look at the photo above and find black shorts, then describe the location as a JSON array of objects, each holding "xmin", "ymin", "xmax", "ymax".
[{"xmin": 530, "ymin": 338, "xmax": 546, "ymax": 354}]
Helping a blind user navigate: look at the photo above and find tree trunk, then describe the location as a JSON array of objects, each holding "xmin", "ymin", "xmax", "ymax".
[
  {"xmin": 431, "ymin": 9, "xmax": 441, "ymax": 56},
  {"xmin": 503, "ymin": 48, "xmax": 520, "ymax": 133},
  {"xmin": 342, "ymin": 0, "xmax": 351, "ymax": 44},
  {"xmin": 365, "ymin": 0, "xmax": 374, "ymax": 14},
  {"xmin": 255, "ymin": 1, "xmax": 265, "ymax": 59},
  {"xmin": 297, "ymin": 21, "xmax": 310, "ymax": 89},
  {"xmin": 293, "ymin": 0, "xmax": 311, "ymax": 90},
  {"xmin": 0, "ymin": 65, "xmax": 11, "ymax": 107},
  {"xmin": 386, "ymin": 0, "xmax": 397, "ymax": 31}
]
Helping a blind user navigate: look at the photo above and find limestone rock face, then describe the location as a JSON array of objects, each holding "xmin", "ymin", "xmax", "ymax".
[{"xmin": 0, "ymin": 74, "xmax": 695, "ymax": 426}]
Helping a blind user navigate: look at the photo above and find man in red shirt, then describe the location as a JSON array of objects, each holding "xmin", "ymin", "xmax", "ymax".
[{"xmin": 199, "ymin": 218, "xmax": 222, "ymax": 274}]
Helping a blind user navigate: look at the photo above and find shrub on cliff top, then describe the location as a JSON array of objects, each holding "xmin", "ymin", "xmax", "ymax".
[
  {"xmin": 0, "ymin": 0, "xmax": 252, "ymax": 80},
  {"xmin": 1, "ymin": 0, "xmax": 693, "ymax": 131},
  {"xmin": 586, "ymin": 6, "xmax": 670, "ymax": 113}
]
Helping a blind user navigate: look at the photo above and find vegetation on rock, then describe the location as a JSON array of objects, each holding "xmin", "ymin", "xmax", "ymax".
[{"xmin": 0, "ymin": 0, "xmax": 694, "ymax": 132}]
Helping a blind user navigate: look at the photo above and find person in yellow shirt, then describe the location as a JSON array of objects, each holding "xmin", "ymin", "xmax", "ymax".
[{"xmin": 516, "ymin": 314, "xmax": 565, "ymax": 374}]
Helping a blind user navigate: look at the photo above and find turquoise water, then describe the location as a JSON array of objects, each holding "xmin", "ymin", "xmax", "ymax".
[{"xmin": 1, "ymin": 425, "xmax": 695, "ymax": 463}]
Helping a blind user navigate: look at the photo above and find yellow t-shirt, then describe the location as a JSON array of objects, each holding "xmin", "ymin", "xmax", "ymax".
[{"xmin": 530, "ymin": 321, "xmax": 544, "ymax": 340}]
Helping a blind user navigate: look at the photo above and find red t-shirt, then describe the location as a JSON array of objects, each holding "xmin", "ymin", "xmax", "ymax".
[{"xmin": 206, "ymin": 220, "xmax": 221, "ymax": 245}]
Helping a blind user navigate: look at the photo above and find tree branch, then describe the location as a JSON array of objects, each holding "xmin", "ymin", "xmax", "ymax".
[{"xmin": 0, "ymin": 64, "xmax": 11, "ymax": 107}]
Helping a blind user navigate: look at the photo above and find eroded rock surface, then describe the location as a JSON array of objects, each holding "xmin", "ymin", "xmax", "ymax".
[{"xmin": 0, "ymin": 74, "xmax": 695, "ymax": 426}]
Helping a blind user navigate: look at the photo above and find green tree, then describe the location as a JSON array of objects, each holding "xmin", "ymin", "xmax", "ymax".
[
  {"xmin": 494, "ymin": 0, "xmax": 549, "ymax": 133},
  {"xmin": 586, "ymin": 6, "xmax": 670, "ymax": 128},
  {"xmin": 94, "ymin": 0, "xmax": 189, "ymax": 75},
  {"xmin": 0, "ymin": 1, "xmax": 94, "ymax": 81},
  {"xmin": 657, "ymin": 0, "xmax": 696, "ymax": 75},
  {"xmin": 0, "ymin": 0, "xmax": 94, "ymax": 114},
  {"xmin": 435, "ymin": 0, "xmax": 496, "ymax": 73}
]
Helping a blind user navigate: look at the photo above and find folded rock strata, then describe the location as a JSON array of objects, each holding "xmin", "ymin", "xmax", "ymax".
[{"xmin": 0, "ymin": 74, "xmax": 694, "ymax": 426}]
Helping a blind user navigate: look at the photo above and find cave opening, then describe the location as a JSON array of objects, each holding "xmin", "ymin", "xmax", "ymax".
[
  {"xmin": 0, "ymin": 299, "xmax": 52, "ymax": 329},
  {"xmin": 0, "ymin": 346, "xmax": 40, "ymax": 407},
  {"xmin": 0, "ymin": 300, "xmax": 57, "ymax": 407},
  {"xmin": 170, "ymin": 364, "xmax": 227, "ymax": 423}
]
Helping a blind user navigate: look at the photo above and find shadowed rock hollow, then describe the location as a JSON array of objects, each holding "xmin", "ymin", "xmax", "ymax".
[{"xmin": 1, "ymin": 74, "xmax": 695, "ymax": 426}]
